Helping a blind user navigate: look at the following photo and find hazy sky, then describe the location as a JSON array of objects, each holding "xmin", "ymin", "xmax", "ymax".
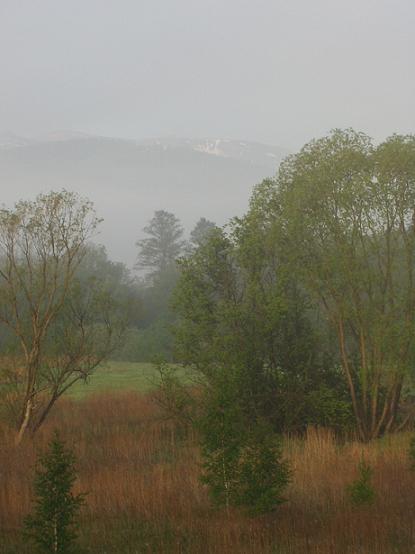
[{"xmin": 0, "ymin": 0, "xmax": 414, "ymax": 149}]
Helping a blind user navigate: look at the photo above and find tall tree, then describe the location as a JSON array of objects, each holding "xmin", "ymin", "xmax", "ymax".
[
  {"xmin": 135, "ymin": 210, "xmax": 185, "ymax": 280},
  {"xmin": 269, "ymin": 129, "xmax": 415, "ymax": 441},
  {"xmin": 0, "ymin": 191, "xmax": 126, "ymax": 443},
  {"xmin": 189, "ymin": 217, "xmax": 217, "ymax": 250},
  {"xmin": 173, "ymin": 219, "xmax": 346, "ymax": 434}
]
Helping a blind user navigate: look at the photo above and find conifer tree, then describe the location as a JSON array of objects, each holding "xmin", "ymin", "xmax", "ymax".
[
  {"xmin": 135, "ymin": 210, "xmax": 185, "ymax": 280},
  {"xmin": 189, "ymin": 217, "xmax": 217, "ymax": 250},
  {"xmin": 24, "ymin": 432, "xmax": 85, "ymax": 553}
]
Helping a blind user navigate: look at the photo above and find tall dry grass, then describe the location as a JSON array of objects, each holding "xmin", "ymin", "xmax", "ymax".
[{"xmin": 1, "ymin": 392, "xmax": 415, "ymax": 553}]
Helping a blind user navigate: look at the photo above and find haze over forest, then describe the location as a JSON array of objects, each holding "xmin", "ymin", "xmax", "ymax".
[
  {"xmin": 1, "ymin": 0, "xmax": 414, "ymax": 267},
  {"xmin": 2, "ymin": 1, "xmax": 415, "ymax": 553},
  {"xmin": 0, "ymin": 132, "xmax": 287, "ymax": 265}
]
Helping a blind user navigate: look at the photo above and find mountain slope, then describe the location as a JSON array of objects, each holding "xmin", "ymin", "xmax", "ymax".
[{"xmin": 0, "ymin": 133, "xmax": 287, "ymax": 266}]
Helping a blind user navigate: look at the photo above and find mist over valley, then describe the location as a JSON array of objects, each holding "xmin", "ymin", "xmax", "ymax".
[{"xmin": 0, "ymin": 131, "xmax": 287, "ymax": 266}]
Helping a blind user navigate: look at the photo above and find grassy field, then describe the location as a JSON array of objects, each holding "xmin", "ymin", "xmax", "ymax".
[
  {"xmin": 67, "ymin": 361, "xmax": 188, "ymax": 399},
  {"xmin": 2, "ymin": 363, "xmax": 414, "ymax": 552},
  {"xmin": 2, "ymin": 391, "xmax": 415, "ymax": 553}
]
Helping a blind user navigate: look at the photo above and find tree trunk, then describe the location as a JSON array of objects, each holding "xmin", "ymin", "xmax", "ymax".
[
  {"xmin": 31, "ymin": 394, "xmax": 58, "ymax": 436},
  {"xmin": 337, "ymin": 320, "xmax": 367, "ymax": 441},
  {"xmin": 15, "ymin": 395, "xmax": 34, "ymax": 445},
  {"xmin": 15, "ymin": 351, "xmax": 40, "ymax": 444}
]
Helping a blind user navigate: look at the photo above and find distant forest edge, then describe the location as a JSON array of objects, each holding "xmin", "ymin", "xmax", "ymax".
[
  {"xmin": 1, "ymin": 128, "xmax": 415, "ymax": 446},
  {"xmin": 0, "ymin": 132, "xmax": 288, "ymax": 266}
]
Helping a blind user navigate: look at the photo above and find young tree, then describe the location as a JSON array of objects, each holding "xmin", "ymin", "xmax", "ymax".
[
  {"xmin": 24, "ymin": 432, "xmax": 85, "ymax": 553},
  {"xmin": 199, "ymin": 371, "xmax": 246, "ymax": 511},
  {"xmin": 0, "ymin": 191, "xmax": 126, "ymax": 443},
  {"xmin": 198, "ymin": 370, "xmax": 290, "ymax": 515},
  {"xmin": 135, "ymin": 210, "xmax": 185, "ymax": 280},
  {"xmin": 233, "ymin": 424, "xmax": 291, "ymax": 515},
  {"xmin": 347, "ymin": 457, "xmax": 375, "ymax": 507}
]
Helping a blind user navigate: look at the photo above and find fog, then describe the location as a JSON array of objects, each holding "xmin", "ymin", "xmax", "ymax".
[
  {"xmin": 0, "ymin": 0, "xmax": 413, "ymax": 265},
  {"xmin": 1, "ymin": 0, "xmax": 414, "ymax": 147}
]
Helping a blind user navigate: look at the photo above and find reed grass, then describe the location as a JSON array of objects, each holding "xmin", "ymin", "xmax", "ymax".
[{"xmin": 1, "ymin": 392, "xmax": 414, "ymax": 553}]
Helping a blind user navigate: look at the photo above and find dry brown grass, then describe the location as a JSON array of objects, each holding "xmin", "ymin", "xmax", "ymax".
[{"xmin": 1, "ymin": 392, "xmax": 415, "ymax": 553}]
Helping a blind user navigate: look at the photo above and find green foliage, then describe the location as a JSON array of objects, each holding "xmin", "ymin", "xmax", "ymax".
[
  {"xmin": 233, "ymin": 426, "xmax": 291, "ymax": 515},
  {"xmin": 198, "ymin": 371, "xmax": 290, "ymax": 515},
  {"xmin": 24, "ymin": 432, "xmax": 85, "ymax": 553},
  {"xmin": 199, "ymin": 371, "xmax": 246, "ymax": 510},
  {"xmin": 173, "ymin": 216, "xmax": 351, "ymax": 434},
  {"xmin": 269, "ymin": 130, "xmax": 415, "ymax": 440},
  {"xmin": 347, "ymin": 457, "xmax": 375, "ymax": 507},
  {"xmin": 305, "ymin": 384, "xmax": 353, "ymax": 432},
  {"xmin": 115, "ymin": 321, "xmax": 174, "ymax": 362},
  {"xmin": 152, "ymin": 362, "xmax": 197, "ymax": 425}
]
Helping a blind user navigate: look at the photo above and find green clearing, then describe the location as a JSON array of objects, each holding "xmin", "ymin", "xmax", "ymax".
[{"xmin": 66, "ymin": 361, "xmax": 188, "ymax": 400}]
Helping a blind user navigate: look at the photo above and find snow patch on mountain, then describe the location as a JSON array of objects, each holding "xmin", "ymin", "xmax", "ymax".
[
  {"xmin": 193, "ymin": 139, "xmax": 227, "ymax": 157},
  {"xmin": 0, "ymin": 132, "xmax": 288, "ymax": 170}
]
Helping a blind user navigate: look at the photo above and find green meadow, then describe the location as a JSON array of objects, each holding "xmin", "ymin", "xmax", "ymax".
[{"xmin": 66, "ymin": 361, "xmax": 189, "ymax": 400}]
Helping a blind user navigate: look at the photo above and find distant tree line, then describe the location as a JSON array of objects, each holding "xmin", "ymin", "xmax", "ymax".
[
  {"xmin": 114, "ymin": 211, "xmax": 217, "ymax": 363},
  {"xmin": 4, "ymin": 128, "xmax": 415, "ymax": 522},
  {"xmin": 3, "ymin": 128, "xmax": 415, "ymax": 454}
]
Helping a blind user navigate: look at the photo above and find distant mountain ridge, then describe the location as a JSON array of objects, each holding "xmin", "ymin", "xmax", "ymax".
[
  {"xmin": 135, "ymin": 137, "xmax": 288, "ymax": 169},
  {"xmin": 0, "ymin": 132, "xmax": 288, "ymax": 169},
  {"xmin": 0, "ymin": 131, "xmax": 34, "ymax": 149},
  {"xmin": 0, "ymin": 132, "xmax": 288, "ymax": 266}
]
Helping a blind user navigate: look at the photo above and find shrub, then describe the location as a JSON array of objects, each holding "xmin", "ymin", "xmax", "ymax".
[
  {"xmin": 347, "ymin": 457, "xmax": 375, "ymax": 507},
  {"xmin": 199, "ymin": 375, "xmax": 245, "ymax": 511},
  {"xmin": 199, "ymin": 372, "xmax": 291, "ymax": 515},
  {"xmin": 234, "ymin": 425, "xmax": 291, "ymax": 515}
]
